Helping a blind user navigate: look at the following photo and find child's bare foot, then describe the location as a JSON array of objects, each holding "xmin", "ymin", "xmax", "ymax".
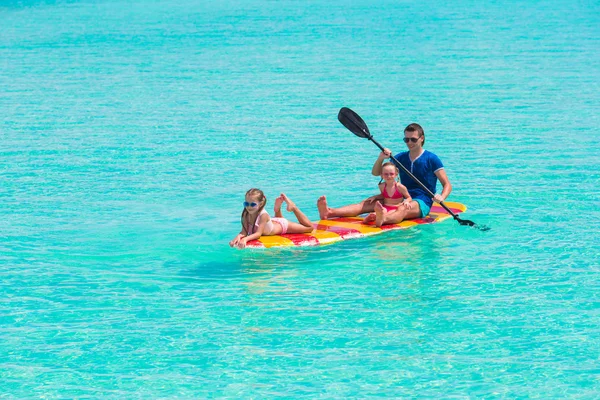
[
  {"xmin": 279, "ymin": 193, "xmax": 297, "ymax": 212},
  {"xmin": 317, "ymin": 195, "xmax": 330, "ymax": 220},
  {"xmin": 274, "ymin": 195, "xmax": 284, "ymax": 214},
  {"xmin": 374, "ymin": 201, "xmax": 387, "ymax": 227},
  {"xmin": 363, "ymin": 213, "xmax": 376, "ymax": 224}
]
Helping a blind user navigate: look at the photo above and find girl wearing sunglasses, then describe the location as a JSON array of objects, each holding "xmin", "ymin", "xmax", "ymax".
[
  {"xmin": 230, "ymin": 188, "xmax": 314, "ymax": 249},
  {"xmin": 362, "ymin": 162, "xmax": 413, "ymax": 224}
]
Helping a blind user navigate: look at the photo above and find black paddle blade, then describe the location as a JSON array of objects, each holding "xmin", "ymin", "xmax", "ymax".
[
  {"xmin": 338, "ymin": 107, "xmax": 371, "ymax": 138},
  {"xmin": 458, "ymin": 218, "xmax": 475, "ymax": 227},
  {"xmin": 456, "ymin": 216, "xmax": 491, "ymax": 231}
]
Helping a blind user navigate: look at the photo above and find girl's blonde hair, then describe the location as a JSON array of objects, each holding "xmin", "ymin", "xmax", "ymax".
[{"xmin": 241, "ymin": 188, "xmax": 266, "ymax": 235}]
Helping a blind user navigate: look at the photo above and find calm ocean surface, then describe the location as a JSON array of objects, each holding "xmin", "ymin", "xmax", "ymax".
[{"xmin": 1, "ymin": 0, "xmax": 599, "ymax": 397}]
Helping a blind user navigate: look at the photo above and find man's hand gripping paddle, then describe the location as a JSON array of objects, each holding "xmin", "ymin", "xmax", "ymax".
[{"xmin": 337, "ymin": 107, "xmax": 489, "ymax": 231}]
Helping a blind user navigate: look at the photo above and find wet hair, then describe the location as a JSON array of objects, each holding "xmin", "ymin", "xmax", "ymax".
[
  {"xmin": 404, "ymin": 123, "xmax": 425, "ymax": 146},
  {"xmin": 379, "ymin": 161, "xmax": 400, "ymax": 184},
  {"xmin": 241, "ymin": 188, "xmax": 266, "ymax": 236}
]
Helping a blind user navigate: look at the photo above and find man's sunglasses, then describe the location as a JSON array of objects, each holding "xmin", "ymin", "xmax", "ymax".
[
  {"xmin": 403, "ymin": 137, "xmax": 421, "ymax": 143},
  {"xmin": 243, "ymin": 201, "xmax": 258, "ymax": 207}
]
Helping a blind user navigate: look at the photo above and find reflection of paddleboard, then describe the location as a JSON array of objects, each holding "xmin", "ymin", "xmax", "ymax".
[{"xmin": 245, "ymin": 201, "xmax": 467, "ymax": 248}]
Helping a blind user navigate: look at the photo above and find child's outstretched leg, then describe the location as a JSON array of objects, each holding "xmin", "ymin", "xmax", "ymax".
[
  {"xmin": 278, "ymin": 193, "xmax": 313, "ymax": 233},
  {"xmin": 317, "ymin": 195, "xmax": 375, "ymax": 220}
]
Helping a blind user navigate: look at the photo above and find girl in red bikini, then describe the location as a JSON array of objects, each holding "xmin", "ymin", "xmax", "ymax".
[
  {"xmin": 229, "ymin": 188, "xmax": 314, "ymax": 249},
  {"xmin": 364, "ymin": 162, "xmax": 413, "ymax": 224}
]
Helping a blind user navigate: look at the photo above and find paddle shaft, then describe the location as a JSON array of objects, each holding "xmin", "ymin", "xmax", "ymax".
[{"xmin": 365, "ymin": 135, "xmax": 462, "ymax": 220}]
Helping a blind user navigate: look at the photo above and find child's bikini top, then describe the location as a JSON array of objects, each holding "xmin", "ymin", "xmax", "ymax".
[
  {"xmin": 380, "ymin": 183, "xmax": 404, "ymax": 199},
  {"xmin": 249, "ymin": 209, "xmax": 274, "ymax": 235}
]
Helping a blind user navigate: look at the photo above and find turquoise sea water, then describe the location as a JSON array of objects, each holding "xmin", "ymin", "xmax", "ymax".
[{"xmin": 2, "ymin": 0, "xmax": 599, "ymax": 397}]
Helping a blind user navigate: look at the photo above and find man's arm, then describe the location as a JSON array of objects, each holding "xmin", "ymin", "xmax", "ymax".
[
  {"xmin": 371, "ymin": 149, "xmax": 391, "ymax": 176},
  {"xmin": 434, "ymin": 169, "xmax": 452, "ymax": 202}
]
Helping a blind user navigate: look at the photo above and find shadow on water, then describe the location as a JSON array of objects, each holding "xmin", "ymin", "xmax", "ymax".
[
  {"xmin": 181, "ymin": 259, "xmax": 247, "ymax": 280},
  {"xmin": 177, "ymin": 245, "xmax": 324, "ymax": 281},
  {"xmin": 178, "ymin": 244, "xmax": 345, "ymax": 281},
  {"xmin": 182, "ymin": 229, "xmax": 458, "ymax": 278}
]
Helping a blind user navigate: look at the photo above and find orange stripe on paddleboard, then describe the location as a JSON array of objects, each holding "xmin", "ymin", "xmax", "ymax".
[
  {"xmin": 310, "ymin": 230, "xmax": 346, "ymax": 244},
  {"xmin": 256, "ymin": 235, "xmax": 295, "ymax": 248}
]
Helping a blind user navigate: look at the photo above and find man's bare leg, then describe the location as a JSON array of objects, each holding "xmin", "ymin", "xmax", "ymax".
[{"xmin": 317, "ymin": 195, "xmax": 376, "ymax": 219}]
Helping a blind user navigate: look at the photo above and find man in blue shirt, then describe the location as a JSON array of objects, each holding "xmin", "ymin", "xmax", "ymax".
[{"xmin": 317, "ymin": 123, "xmax": 452, "ymax": 226}]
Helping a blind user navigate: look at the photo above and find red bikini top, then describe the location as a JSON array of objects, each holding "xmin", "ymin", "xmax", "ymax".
[{"xmin": 380, "ymin": 183, "xmax": 404, "ymax": 199}]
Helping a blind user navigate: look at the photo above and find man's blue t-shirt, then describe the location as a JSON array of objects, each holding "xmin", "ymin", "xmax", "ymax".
[{"xmin": 392, "ymin": 150, "xmax": 444, "ymax": 208}]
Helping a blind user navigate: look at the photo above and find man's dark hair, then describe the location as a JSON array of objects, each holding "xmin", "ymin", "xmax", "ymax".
[{"xmin": 404, "ymin": 123, "xmax": 425, "ymax": 145}]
